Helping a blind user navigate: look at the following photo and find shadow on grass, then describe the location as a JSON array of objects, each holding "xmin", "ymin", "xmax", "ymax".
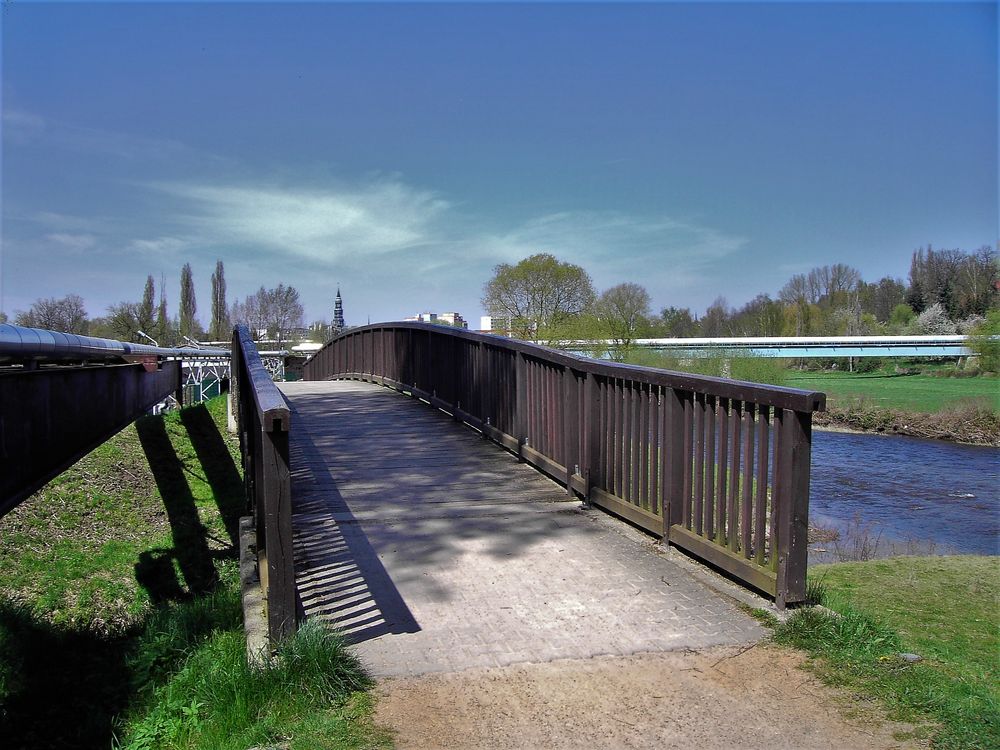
[
  {"xmin": 135, "ymin": 412, "xmax": 221, "ymax": 599},
  {"xmin": 0, "ymin": 598, "xmax": 133, "ymax": 749},
  {"xmin": 0, "ymin": 401, "xmax": 247, "ymax": 749},
  {"xmin": 180, "ymin": 404, "xmax": 245, "ymax": 547}
]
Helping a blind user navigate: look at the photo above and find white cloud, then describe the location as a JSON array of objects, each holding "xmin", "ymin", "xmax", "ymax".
[
  {"xmin": 148, "ymin": 178, "xmax": 450, "ymax": 263},
  {"xmin": 127, "ymin": 236, "xmax": 194, "ymax": 255},
  {"xmin": 44, "ymin": 233, "xmax": 97, "ymax": 252}
]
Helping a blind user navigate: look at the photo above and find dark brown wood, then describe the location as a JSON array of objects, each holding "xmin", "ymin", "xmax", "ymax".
[
  {"xmin": 297, "ymin": 321, "xmax": 821, "ymax": 607},
  {"xmin": 728, "ymin": 401, "xmax": 741, "ymax": 554},
  {"xmin": 741, "ymin": 404, "xmax": 754, "ymax": 559},
  {"xmin": 693, "ymin": 393, "xmax": 705, "ymax": 536},
  {"xmin": 754, "ymin": 406, "xmax": 770, "ymax": 567},
  {"xmin": 704, "ymin": 396, "xmax": 716, "ymax": 539},
  {"xmin": 716, "ymin": 398, "xmax": 728, "ymax": 545}
]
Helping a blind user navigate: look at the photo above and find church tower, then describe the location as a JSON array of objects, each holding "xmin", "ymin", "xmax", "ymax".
[{"xmin": 332, "ymin": 288, "xmax": 345, "ymax": 333}]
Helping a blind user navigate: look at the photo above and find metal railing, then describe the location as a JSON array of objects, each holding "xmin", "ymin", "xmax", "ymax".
[
  {"xmin": 304, "ymin": 323, "xmax": 826, "ymax": 607},
  {"xmin": 231, "ymin": 324, "xmax": 296, "ymax": 643}
]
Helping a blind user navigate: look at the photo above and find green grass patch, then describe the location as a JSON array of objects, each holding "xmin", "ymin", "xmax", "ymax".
[
  {"xmin": 0, "ymin": 396, "xmax": 390, "ymax": 750},
  {"xmin": 775, "ymin": 556, "xmax": 999, "ymax": 749},
  {"xmin": 787, "ymin": 370, "xmax": 1000, "ymax": 413}
]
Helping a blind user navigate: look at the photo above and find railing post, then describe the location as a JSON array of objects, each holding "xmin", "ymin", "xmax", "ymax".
[
  {"xmin": 562, "ymin": 367, "xmax": 578, "ymax": 496},
  {"xmin": 262, "ymin": 425, "xmax": 296, "ymax": 641},
  {"xmin": 774, "ymin": 408, "xmax": 812, "ymax": 608},
  {"xmin": 515, "ymin": 351, "xmax": 527, "ymax": 460},
  {"xmin": 662, "ymin": 387, "xmax": 685, "ymax": 536},
  {"xmin": 583, "ymin": 372, "xmax": 600, "ymax": 501}
]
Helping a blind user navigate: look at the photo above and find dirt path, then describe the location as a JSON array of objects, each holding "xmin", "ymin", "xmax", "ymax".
[{"xmin": 375, "ymin": 643, "xmax": 918, "ymax": 749}]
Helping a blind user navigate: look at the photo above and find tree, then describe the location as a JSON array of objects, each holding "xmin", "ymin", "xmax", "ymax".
[
  {"xmin": 969, "ymin": 310, "xmax": 1000, "ymax": 372},
  {"xmin": 595, "ymin": 283, "xmax": 651, "ymax": 361},
  {"xmin": 482, "ymin": 253, "xmax": 596, "ymax": 341},
  {"xmin": 913, "ymin": 303, "xmax": 956, "ymax": 335},
  {"xmin": 14, "ymin": 294, "xmax": 88, "ymax": 333},
  {"xmin": 138, "ymin": 275, "xmax": 156, "ymax": 335},
  {"xmin": 699, "ymin": 297, "xmax": 730, "ymax": 337},
  {"xmin": 179, "ymin": 263, "xmax": 197, "ymax": 338},
  {"xmin": 155, "ymin": 275, "xmax": 171, "ymax": 345},
  {"xmin": 210, "ymin": 260, "xmax": 229, "ymax": 340},
  {"xmin": 232, "ymin": 284, "xmax": 304, "ymax": 347},
  {"xmin": 104, "ymin": 301, "xmax": 143, "ymax": 341},
  {"xmin": 656, "ymin": 306, "xmax": 699, "ymax": 337}
]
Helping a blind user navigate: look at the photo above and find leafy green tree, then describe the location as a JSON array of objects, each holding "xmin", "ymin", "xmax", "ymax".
[
  {"xmin": 656, "ymin": 306, "xmax": 699, "ymax": 337},
  {"xmin": 595, "ymin": 283, "xmax": 651, "ymax": 361},
  {"xmin": 969, "ymin": 310, "xmax": 1000, "ymax": 372},
  {"xmin": 210, "ymin": 260, "xmax": 229, "ymax": 340},
  {"xmin": 179, "ymin": 263, "xmax": 197, "ymax": 338},
  {"xmin": 138, "ymin": 275, "xmax": 156, "ymax": 335},
  {"xmin": 482, "ymin": 253, "xmax": 596, "ymax": 341}
]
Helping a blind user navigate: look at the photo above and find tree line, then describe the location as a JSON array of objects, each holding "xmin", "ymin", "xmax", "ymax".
[
  {"xmin": 483, "ymin": 246, "xmax": 999, "ymax": 361},
  {"xmin": 9, "ymin": 261, "xmax": 307, "ymax": 348}
]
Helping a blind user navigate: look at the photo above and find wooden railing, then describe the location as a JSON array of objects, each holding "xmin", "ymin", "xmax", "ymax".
[
  {"xmin": 303, "ymin": 323, "xmax": 825, "ymax": 608},
  {"xmin": 232, "ymin": 324, "xmax": 296, "ymax": 642}
]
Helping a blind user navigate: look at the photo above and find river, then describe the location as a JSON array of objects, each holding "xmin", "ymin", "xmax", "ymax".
[{"xmin": 809, "ymin": 430, "xmax": 999, "ymax": 562}]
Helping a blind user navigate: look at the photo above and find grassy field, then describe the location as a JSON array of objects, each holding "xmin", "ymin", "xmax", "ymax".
[
  {"xmin": 0, "ymin": 396, "xmax": 390, "ymax": 750},
  {"xmin": 786, "ymin": 370, "xmax": 1000, "ymax": 413},
  {"xmin": 773, "ymin": 556, "xmax": 999, "ymax": 749}
]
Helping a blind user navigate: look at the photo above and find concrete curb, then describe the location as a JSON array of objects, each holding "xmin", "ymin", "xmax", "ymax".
[{"xmin": 239, "ymin": 515, "xmax": 270, "ymax": 666}]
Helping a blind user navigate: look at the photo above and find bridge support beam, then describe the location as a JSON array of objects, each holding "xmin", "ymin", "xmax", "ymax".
[{"xmin": 0, "ymin": 361, "xmax": 181, "ymax": 516}]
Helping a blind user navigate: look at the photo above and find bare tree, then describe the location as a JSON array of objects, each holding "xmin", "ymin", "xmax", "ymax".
[
  {"xmin": 232, "ymin": 284, "xmax": 304, "ymax": 346},
  {"xmin": 104, "ymin": 301, "xmax": 143, "ymax": 341},
  {"xmin": 595, "ymin": 283, "xmax": 651, "ymax": 360},
  {"xmin": 482, "ymin": 253, "xmax": 596, "ymax": 341},
  {"xmin": 15, "ymin": 294, "xmax": 88, "ymax": 333}
]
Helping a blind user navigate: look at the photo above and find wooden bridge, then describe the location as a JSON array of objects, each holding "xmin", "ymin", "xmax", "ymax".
[{"xmin": 233, "ymin": 323, "xmax": 825, "ymax": 647}]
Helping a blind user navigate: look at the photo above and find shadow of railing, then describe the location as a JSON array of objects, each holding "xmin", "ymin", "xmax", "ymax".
[{"xmin": 287, "ymin": 403, "xmax": 420, "ymax": 644}]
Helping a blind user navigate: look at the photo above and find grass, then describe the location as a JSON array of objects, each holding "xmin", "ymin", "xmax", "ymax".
[
  {"xmin": 774, "ymin": 556, "xmax": 999, "ymax": 749},
  {"xmin": 0, "ymin": 395, "xmax": 390, "ymax": 750},
  {"xmin": 786, "ymin": 370, "xmax": 1000, "ymax": 413}
]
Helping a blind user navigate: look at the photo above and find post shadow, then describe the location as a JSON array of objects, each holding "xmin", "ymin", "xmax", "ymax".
[
  {"xmin": 179, "ymin": 403, "xmax": 245, "ymax": 548},
  {"xmin": 135, "ymin": 415, "xmax": 218, "ymax": 598}
]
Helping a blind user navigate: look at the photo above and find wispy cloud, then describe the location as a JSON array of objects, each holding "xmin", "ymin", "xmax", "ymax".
[
  {"xmin": 3, "ymin": 107, "xmax": 216, "ymax": 162},
  {"xmin": 146, "ymin": 178, "xmax": 451, "ymax": 263},
  {"xmin": 44, "ymin": 233, "xmax": 97, "ymax": 252}
]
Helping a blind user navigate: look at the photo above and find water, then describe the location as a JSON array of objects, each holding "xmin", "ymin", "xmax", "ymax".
[{"xmin": 809, "ymin": 430, "xmax": 999, "ymax": 560}]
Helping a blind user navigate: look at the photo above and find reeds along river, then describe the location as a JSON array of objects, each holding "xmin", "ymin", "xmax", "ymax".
[{"xmin": 809, "ymin": 430, "xmax": 1000, "ymax": 560}]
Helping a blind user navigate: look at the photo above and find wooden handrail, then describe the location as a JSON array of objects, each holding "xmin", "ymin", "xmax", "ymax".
[
  {"xmin": 304, "ymin": 322, "xmax": 825, "ymax": 608},
  {"xmin": 232, "ymin": 324, "xmax": 295, "ymax": 644}
]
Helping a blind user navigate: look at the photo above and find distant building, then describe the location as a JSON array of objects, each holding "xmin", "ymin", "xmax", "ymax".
[
  {"xmin": 332, "ymin": 288, "xmax": 345, "ymax": 333},
  {"xmin": 402, "ymin": 311, "xmax": 468, "ymax": 329}
]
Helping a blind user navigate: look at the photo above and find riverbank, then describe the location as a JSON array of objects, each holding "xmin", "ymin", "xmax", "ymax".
[
  {"xmin": 0, "ymin": 397, "xmax": 389, "ymax": 750},
  {"xmin": 772, "ymin": 556, "xmax": 999, "ymax": 749},
  {"xmin": 812, "ymin": 401, "xmax": 1000, "ymax": 446}
]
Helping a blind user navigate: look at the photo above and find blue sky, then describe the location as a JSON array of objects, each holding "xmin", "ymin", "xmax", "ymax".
[{"xmin": 2, "ymin": 1, "xmax": 996, "ymax": 329}]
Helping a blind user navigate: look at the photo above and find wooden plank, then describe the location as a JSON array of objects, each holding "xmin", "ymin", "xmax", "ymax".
[
  {"xmin": 728, "ymin": 401, "xmax": 742, "ymax": 554},
  {"xmin": 589, "ymin": 486, "xmax": 662, "ymax": 535},
  {"xmin": 754, "ymin": 406, "xmax": 770, "ymax": 567},
  {"xmin": 741, "ymin": 404, "xmax": 754, "ymax": 559},
  {"xmin": 715, "ymin": 397, "xmax": 728, "ymax": 546},
  {"xmin": 704, "ymin": 396, "xmax": 715, "ymax": 539},
  {"xmin": 668, "ymin": 524, "xmax": 777, "ymax": 596},
  {"xmin": 693, "ymin": 394, "xmax": 704, "ymax": 536}
]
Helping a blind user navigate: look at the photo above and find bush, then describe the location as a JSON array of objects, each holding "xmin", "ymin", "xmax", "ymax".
[{"xmin": 969, "ymin": 310, "xmax": 1000, "ymax": 373}]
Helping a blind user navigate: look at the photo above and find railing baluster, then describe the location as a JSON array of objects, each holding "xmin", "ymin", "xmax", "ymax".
[{"xmin": 299, "ymin": 322, "xmax": 822, "ymax": 607}]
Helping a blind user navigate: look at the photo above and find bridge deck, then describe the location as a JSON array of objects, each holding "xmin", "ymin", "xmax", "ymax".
[{"xmin": 280, "ymin": 380, "xmax": 764, "ymax": 677}]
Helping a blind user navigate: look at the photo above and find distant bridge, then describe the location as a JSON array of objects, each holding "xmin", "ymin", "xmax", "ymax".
[{"xmin": 562, "ymin": 334, "xmax": 976, "ymax": 358}]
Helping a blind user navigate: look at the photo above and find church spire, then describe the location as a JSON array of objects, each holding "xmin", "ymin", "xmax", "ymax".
[{"xmin": 332, "ymin": 287, "xmax": 345, "ymax": 333}]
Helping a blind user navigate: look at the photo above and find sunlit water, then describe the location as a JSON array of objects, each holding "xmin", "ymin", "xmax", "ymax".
[{"xmin": 809, "ymin": 430, "xmax": 999, "ymax": 561}]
